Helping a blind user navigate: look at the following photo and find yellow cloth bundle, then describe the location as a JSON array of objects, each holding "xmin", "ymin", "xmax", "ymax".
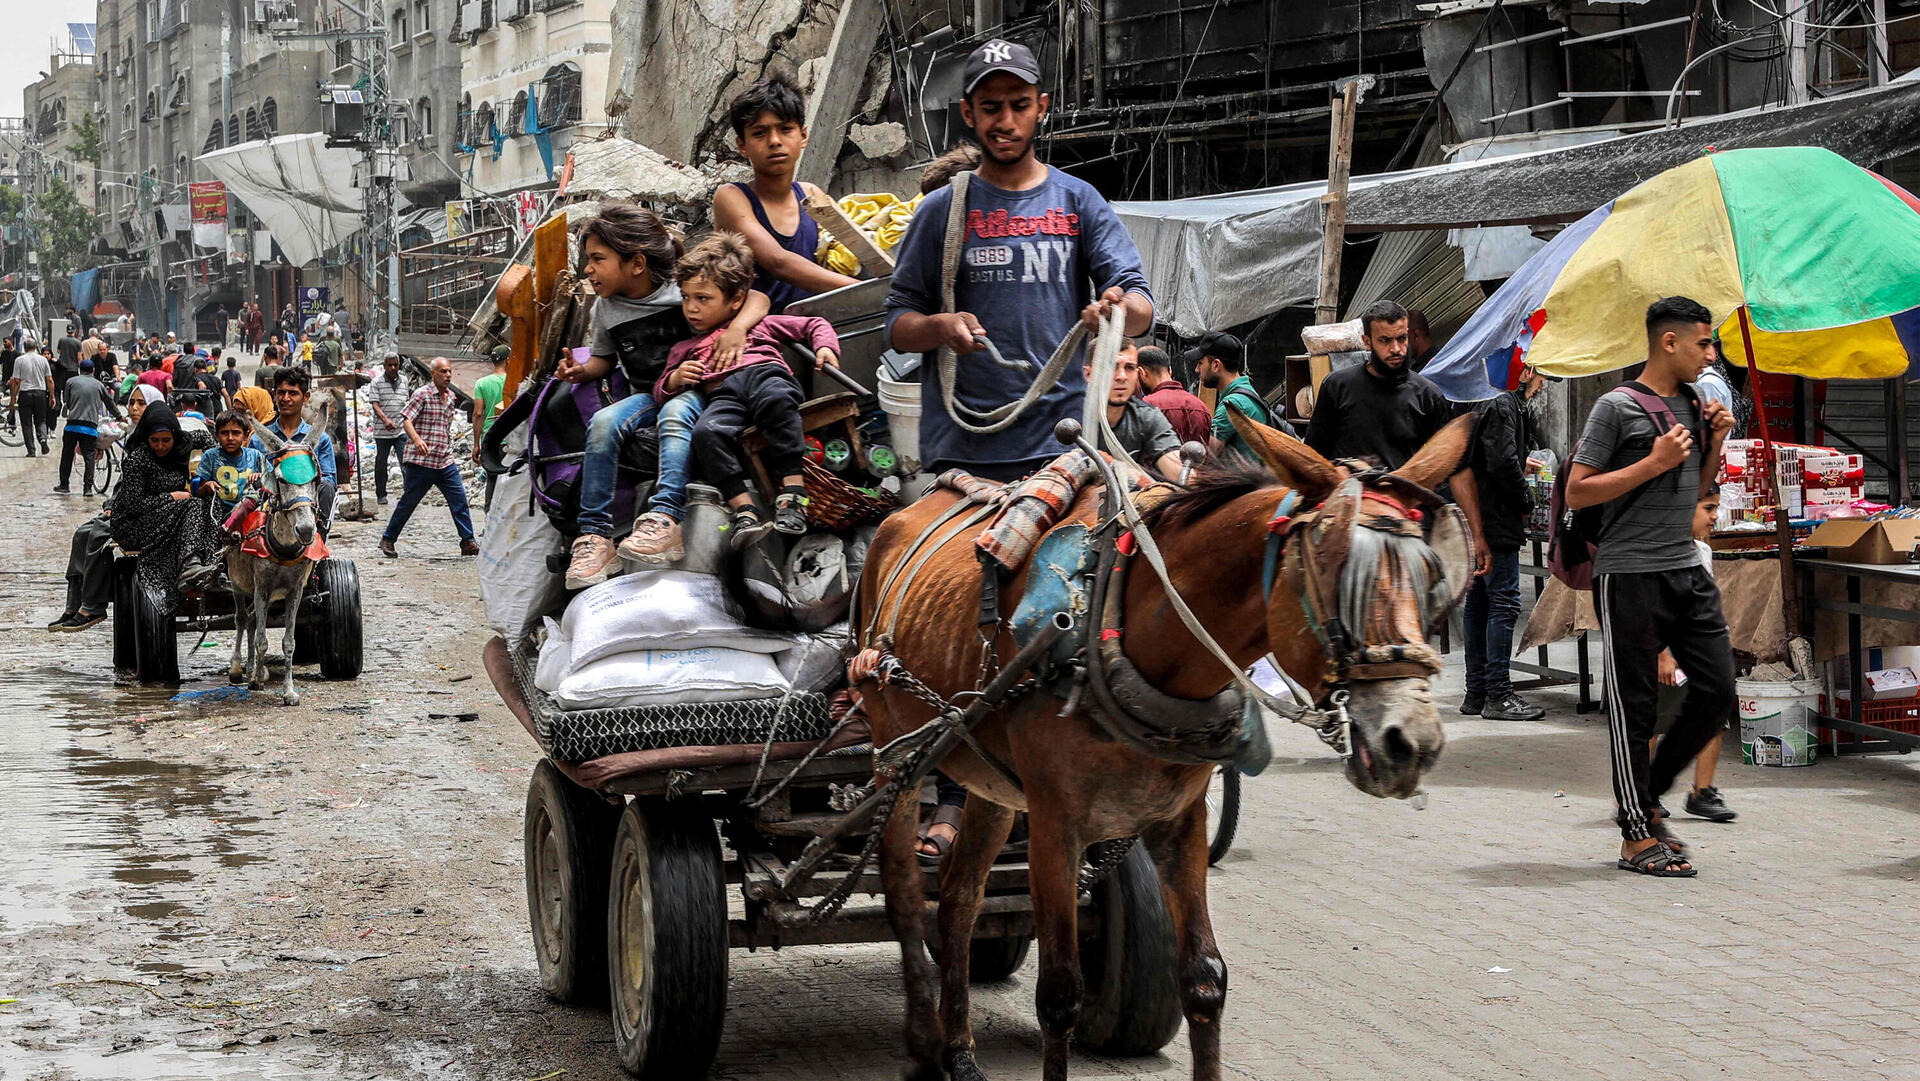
[{"xmin": 817, "ymin": 191, "xmax": 924, "ymax": 276}]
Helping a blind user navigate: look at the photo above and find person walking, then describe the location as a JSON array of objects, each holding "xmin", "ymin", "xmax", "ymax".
[
  {"xmin": 1306, "ymin": 299, "xmax": 1489, "ymax": 569},
  {"xmin": 279, "ymin": 303, "xmax": 298, "ymax": 354},
  {"xmin": 1137, "ymin": 345, "xmax": 1210, "ymax": 446},
  {"xmin": 9, "ymin": 339, "xmax": 56, "ymax": 456},
  {"xmin": 215, "ymin": 304, "xmax": 233, "ymax": 347},
  {"xmin": 54, "ymin": 358, "xmax": 126, "ymax": 496},
  {"xmin": 379, "ymin": 357, "xmax": 477, "ymax": 557},
  {"xmin": 1460, "ymin": 361, "xmax": 1549, "ymax": 721},
  {"xmin": 367, "ymin": 354, "xmax": 411, "ymax": 506},
  {"xmin": 1566, "ymin": 296, "xmax": 1736, "ymax": 877},
  {"xmin": 470, "ymin": 348, "xmax": 508, "ymax": 511},
  {"xmin": 53, "ymin": 328, "xmax": 83, "ymax": 401}
]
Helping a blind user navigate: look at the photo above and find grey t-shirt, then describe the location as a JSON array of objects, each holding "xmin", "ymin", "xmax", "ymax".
[
  {"xmin": 1110, "ymin": 397, "xmax": 1180, "ymax": 468},
  {"xmin": 12, "ymin": 351, "xmax": 52, "ymax": 393},
  {"xmin": 587, "ymin": 282, "xmax": 685, "ymax": 390},
  {"xmin": 62, "ymin": 374, "xmax": 119, "ymax": 427},
  {"xmin": 1572, "ymin": 388, "xmax": 1702, "ymax": 576}
]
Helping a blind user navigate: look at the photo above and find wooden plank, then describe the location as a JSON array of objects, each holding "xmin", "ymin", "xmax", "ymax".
[
  {"xmin": 505, "ymin": 213, "xmax": 569, "ymax": 409},
  {"xmin": 804, "ymin": 189, "xmax": 895, "ymax": 277},
  {"xmin": 796, "ymin": 0, "xmax": 890, "ymax": 190},
  {"xmin": 496, "ymin": 264, "xmax": 536, "ymax": 408},
  {"xmin": 1313, "ymin": 81, "xmax": 1358, "ymax": 331}
]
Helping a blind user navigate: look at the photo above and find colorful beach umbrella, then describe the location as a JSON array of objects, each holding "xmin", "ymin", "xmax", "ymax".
[{"xmin": 1423, "ymin": 146, "xmax": 1920, "ymax": 400}]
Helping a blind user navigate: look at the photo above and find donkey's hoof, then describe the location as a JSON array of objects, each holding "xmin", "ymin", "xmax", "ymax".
[
  {"xmin": 281, "ymin": 692, "xmax": 300, "ymax": 707},
  {"xmin": 248, "ymin": 680, "xmax": 263, "ymax": 691},
  {"xmin": 228, "ymin": 670, "xmax": 245, "ymax": 685},
  {"xmin": 945, "ymin": 1050, "xmax": 988, "ymax": 1081}
]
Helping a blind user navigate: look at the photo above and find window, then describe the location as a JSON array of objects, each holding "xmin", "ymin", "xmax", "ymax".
[
  {"xmin": 392, "ymin": 5, "xmax": 407, "ymax": 37},
  {"xmin": 175, "ymin": 154, "xmax": 188, "ymax": 183},
  {"xmin": 262, "ymin": 97, "xmax": 278, "ymax": 135},
  {"xmin": 245, "ymin": 106, "xmax": 262, "ymax": 140},
  {"xmin": 334, "ymin": 39, "xmax": 354, "ymax": 70},
  {"xmin": 203, "ymin": 120, "xmax": 222, "ymax": 153},
  {"xmin": 416, "ymin": 97, "xmax": 433, "ymax": 137},
  {"xmin": 414, "ymin": 0, "xmax": 430, "ymax": 32},
  {"xmin": 227, "ymin": 112, "xmax": 239, "ymax": 143},
  {"xmin": 505, "ymin": 0, "xmax": 532, "ymax": 20},
  {"xmin": 168, "ymin": 71, "xmax": 189, "ymax": 110},
  {"xmin": 457, "ymin": 93, "xmax": 471, "ymax": 143},
  {"xmin": 142, "ymin": 89, "xmax": 158, "ymax": 121},
  {"xmin": 474, "ymin": 100, "xmax": 495, "ymax": 142},
  {"xmin": 122, "ymin": 102, "xmax": 134, "ymax": 133},
  {"xmin": 539, "ymin": 62, "xmax": 581, "ymax": 128},
  {"xmin": 512, "ymin": 90, "xmax": 528, "ymax": 134}
]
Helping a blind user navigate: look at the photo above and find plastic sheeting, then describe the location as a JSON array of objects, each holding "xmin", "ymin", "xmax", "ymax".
[{"xmin": 195, "ymin": 134, "xmax": 365, "ymax": 266}]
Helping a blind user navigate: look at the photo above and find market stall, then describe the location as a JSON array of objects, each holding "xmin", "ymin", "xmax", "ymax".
[{"xmin": 1427, "ymin": 145, "xmax": 1920, "ymax": 758}]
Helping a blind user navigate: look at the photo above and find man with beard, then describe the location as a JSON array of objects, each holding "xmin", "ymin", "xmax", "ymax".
[
  {"xmin": 1307, "ymin": 300, "xmax": 1489, "ymax": 569},
  {"xmin": 1191, "ymin": 331, "xmax": 1291, "ymax": 459},
  {"xmin": 1460, "ymin": 361, "xmax": 1550, "ymax": 721},
  {"xmin": 887, "ymin": 38, "xmax": 1154, "ymax": 482}
]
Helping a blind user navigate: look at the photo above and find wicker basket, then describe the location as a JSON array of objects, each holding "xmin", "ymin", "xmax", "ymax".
[{"xmin": 801, "ymin": 457, "xmax": 898, "ymax": 531}]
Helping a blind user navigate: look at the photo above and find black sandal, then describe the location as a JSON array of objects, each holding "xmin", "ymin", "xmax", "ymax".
[
  {"xmin": 1617, "ymin": 840, "xmax": 1696, "ymax": 877},
  {"xmin": 772, "ymin": 487, "xmax": 809, "ymax": 535},
  {"xmin": 726, "ymin": 506, "xmax": 775, "ymax": 551},
  {"xmin": 917, "ymin": 803, "xmax": 965, "ymax": 866}
]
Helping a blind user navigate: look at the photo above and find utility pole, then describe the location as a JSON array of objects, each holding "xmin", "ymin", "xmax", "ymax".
[{"xmin": 275, "ymin": 1, "xmax": 399, "ymax": 355}]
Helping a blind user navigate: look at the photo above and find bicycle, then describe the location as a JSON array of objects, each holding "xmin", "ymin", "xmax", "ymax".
[
  {"xmin": 93, "ymin": 439, "xmax": 121, "ymax": 497},
  {"xmin": 0, "ymin": 408, "xmax": 22, "ymax": 449}
]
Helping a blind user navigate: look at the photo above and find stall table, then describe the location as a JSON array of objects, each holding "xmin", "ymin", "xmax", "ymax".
[{"xmin": 1799, "ymin": 559, "xmax": 1920, "ymax": 756}]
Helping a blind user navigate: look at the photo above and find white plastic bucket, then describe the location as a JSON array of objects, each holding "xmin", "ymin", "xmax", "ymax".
[
  {"xmin": 877, "ymin": 374, "xmax": 922, "ymax": 473},
  {"xmin": 1737, "ymin": 677, "xmax": 1822, "ymax": 766}
]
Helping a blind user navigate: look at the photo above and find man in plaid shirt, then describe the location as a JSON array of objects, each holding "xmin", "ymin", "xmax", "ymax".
[{"xmin": 380, "ymin": 357, "xmax": 478, "ymax": 558}]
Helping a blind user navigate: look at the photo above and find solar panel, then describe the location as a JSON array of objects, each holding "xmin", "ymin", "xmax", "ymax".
[{"xmin": 68, "ymin": 23, "xmax": 97, "ymax": 54}]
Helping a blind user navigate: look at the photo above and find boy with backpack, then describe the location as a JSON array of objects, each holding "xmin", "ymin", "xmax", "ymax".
[
  {"xmin": 1564, "ymin": 296, "xmax": 1735, "ymax": 877},
  {"xmin": 711, "ymin": 75, "xmax": 860, "ymax": 313}
]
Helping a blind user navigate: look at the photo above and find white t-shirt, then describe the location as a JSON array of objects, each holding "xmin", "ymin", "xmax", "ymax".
[
  {"xmin": 1696, "ymin": 538, "xmax": 1714, "ymax": 579},
  {"xmin": 12, "ymin": 350, "xmax": 52, "ymax": 393}
]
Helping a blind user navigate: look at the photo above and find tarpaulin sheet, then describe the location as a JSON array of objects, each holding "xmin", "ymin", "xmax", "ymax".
[
  {"xmin": 195, "ymin": 134, "xmax": 364, "ymax": 266},
  {"xmin": 1111, "ymin": 80, "xmax": 1920, "ymax": 338}
]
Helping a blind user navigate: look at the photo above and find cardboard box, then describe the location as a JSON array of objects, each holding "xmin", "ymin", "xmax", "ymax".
[
  {"xmin": 1805, "ymin": 518, "xmax": 1920, "ymax": 564},
  {"xmin": 1864, "ymin": 667, "xmax": 1920, "ymax": 700}
]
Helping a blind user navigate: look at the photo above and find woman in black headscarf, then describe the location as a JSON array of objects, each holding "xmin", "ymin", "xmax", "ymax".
[{"xmin": 110, "ymin": 402, "xmax": 225, "ymax": 614}]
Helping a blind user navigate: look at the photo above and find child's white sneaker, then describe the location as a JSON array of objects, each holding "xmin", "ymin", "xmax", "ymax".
[
  {"xmin": 619, "ymin": 512, "xmax": 684, "ymax": 564},
  {"xmin": 565, "ymin": 534, "xmax": 616, "ymax": 589}
]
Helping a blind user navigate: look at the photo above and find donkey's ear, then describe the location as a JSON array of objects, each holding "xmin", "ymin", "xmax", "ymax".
[
  {"xmin": 1226, "ymin": 403, "xmax": 1340, "ymax": 503},
  {"xmin": 249, "ymin": 417, "xmax": 285, "ymax": 451},
  {"xmin": 1392, "ymin": 414, "xmax": 1474, "ymax": 491}
]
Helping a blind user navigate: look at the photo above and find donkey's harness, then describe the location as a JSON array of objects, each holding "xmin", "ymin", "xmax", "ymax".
[{"xmin": 242, "ymin": 444, "xmax": 320, "ymax": 565}]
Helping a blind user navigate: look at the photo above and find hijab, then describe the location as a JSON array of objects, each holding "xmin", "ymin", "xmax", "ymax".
[
  {"xmin": 128, "ymin": 401, "xmax": 191, "ymax": 472},
  {"xmin": 132, "ymin": 384, "xmax": 165, "ymax": 408}
]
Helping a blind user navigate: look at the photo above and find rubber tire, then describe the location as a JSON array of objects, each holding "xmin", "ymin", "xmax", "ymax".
[
  {"xmin": 1075, "ymin": 844, "xmax": 1182, "ymax": 1057},
  {"xmin": 130, "ymin": 573, "xmax": 180, "ymax": 685},
  {"xmin": 606, "ymin": 798, "xmax": 728, "ymax": 1079},
  {"xmin": 523, "ymin": 759, "xmax": 621, "ymax": 1005},
  {"xmin": 312, "ymin": 559, "xmax": 364, "ymax": 680},
  {"xmin": 1207, "ymin": 767, "xmax": 1241, "ymax": 867},
  {"xmin": 967, "ymin": 933, "xmax": 1033, "ymax": 983}
]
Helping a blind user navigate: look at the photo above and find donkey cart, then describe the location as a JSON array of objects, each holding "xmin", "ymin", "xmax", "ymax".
[
  {"xmin": 111, "ymin": 553, "xmax": 364, "ymax": 685},
  {"xmin": 482, "ymin": 633, "xmax": 1184, "ymax": 1080}
]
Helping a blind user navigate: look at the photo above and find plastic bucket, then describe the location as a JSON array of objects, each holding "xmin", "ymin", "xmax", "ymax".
[
  {"xmin": 877, "ymin": 374, "xmax": 921, "ymax": 473},
  {"xmin": 1737, "ymin": 677, "xmax": 1821, "ymax": 766}
]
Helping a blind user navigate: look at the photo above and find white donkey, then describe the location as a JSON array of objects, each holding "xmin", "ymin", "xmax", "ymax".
[{"xmin": 227, "ymin": 418, "xmax": 326, "ymax": 705}]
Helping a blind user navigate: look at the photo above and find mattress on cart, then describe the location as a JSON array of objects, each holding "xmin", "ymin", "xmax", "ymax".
[{"xmin": 534, "ymin": 693, "xmax": 837, "ymax": 763}]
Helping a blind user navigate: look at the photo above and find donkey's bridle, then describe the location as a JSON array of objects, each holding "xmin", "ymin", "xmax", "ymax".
[
  {"xmin": 251, "ymin": 446, "xmax": 317, "ymax": 564},
  {"xmin": 1262, "ymin": 472, "xmax": 1450, "ymax": 686}
]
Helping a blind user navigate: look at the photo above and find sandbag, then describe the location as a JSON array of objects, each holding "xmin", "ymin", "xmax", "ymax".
[
  {"xmin": 479, "ymin": 465, "xmax": 569, "ymax": 638},
  {"xmin": 562, "ymin": 568, "xmax": 794, "ymax": 668},
  {"xmin": 534, "ymin": 618, "xmax": 570, "ymax": 694},
  {"xmin": 554, "ymin": 646, "xmax": 790, "ymax": 711},
  {"xmin": 776, "ymin": 622, "xmax": 852, "ymax": 694}
]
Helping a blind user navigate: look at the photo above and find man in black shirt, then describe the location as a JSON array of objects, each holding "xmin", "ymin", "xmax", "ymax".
[
  {"xmin": 53, "ymin": 330, "xmax": 83, "ymax": 399},
  {"xmin": 1461, "ymin": 363, "xmax": 1549, "ymax": 722}
]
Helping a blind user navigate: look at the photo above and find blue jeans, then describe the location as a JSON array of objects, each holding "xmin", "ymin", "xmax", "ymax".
[
  {"xmin": 575, "ymin": 391, "xmax": 704, "ymax": 539},
  {"xmin": 1462, "ymin": 548, "xmax": 1522, "ymax": 699},
  {"xmin": 382, "ymin": 463, "xmax": 475, "ymax": 544}
]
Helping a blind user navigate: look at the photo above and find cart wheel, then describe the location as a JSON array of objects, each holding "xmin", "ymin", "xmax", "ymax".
[
  {"xmin": 111, "ymin": 558, "xmax": 137, "ymax": 673},
  {"xmin": 128, "ymin": 575, "xmax": 179, "ymax": 685},
  {"xmin": 1075, "ymin": 844, "xmax": 1181, "ymax": 1056},
  {"xmin": 312, "ymin": 559, "xmax": 363, "ymax": 679},
  {"xmin": 967, "ymin": 933, "xmax": 1033, "ymax": 983},
  {"xmin": 1207, "ymin": 767, "xmax": 1241, "ymax": 866},
  {"xmin": 607, "ymin": 798, "xmax": 727, "ymax": 1079},
  {"xmin": 523, "ymin": 760, "xmax": 621, "ymax": 1005}
]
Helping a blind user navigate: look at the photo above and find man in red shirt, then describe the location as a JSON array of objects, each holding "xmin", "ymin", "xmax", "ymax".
[{"xmin": 1137, "ymin": 344, "xmax": 1210, "ymax": 446}]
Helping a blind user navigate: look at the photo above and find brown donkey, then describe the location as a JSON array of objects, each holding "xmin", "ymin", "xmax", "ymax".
[{"xmin": 854, "ymin": 413, "xmax": 1472, "ymax": 1081}]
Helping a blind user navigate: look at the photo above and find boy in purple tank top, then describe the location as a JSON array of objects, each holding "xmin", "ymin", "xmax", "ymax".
[{"xmin": 712, "ymin": 75, "xmax": 859, "ymax": 313}]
